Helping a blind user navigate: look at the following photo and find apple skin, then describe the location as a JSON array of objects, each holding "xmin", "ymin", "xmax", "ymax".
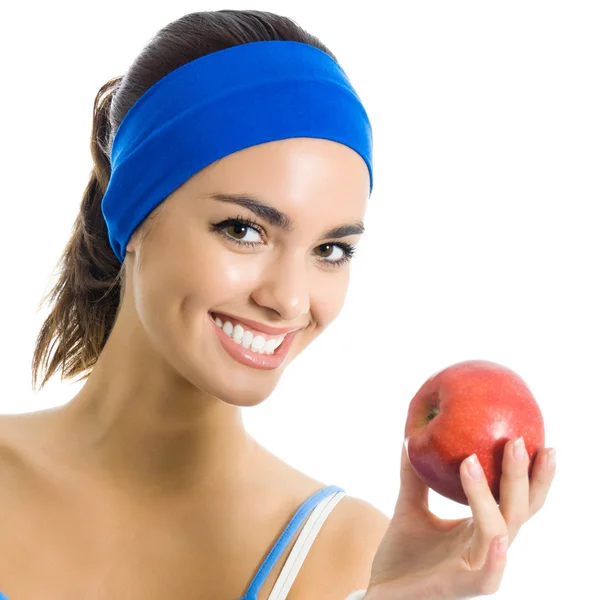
[{"xmin": 404, "ymin": 360, "xmax": 545, "ymax": 505}]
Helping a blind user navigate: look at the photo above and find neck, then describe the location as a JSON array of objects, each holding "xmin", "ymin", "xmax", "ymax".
[{"xmin": 52, "ymin": 303, "xmax": 260, "ymax": 501}]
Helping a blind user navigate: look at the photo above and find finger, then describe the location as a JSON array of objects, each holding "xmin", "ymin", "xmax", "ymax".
[
  {"xmin": 529, "ymin": 447, "xmax": 556, "ymax": 516},
  {"xmin": 395, "ymin": 438, "xmax": 429, "ymax": 513},
  {"xmin": 460, "ymin": 453, "xmax": 507, "ymax": 562},
  {"xmin": 455, "ymin": 534, "xmax": 509, "ymax": 598},
  {"xmin": 499, "ymin": 437, "xmax": 531, "ymax": 542}
]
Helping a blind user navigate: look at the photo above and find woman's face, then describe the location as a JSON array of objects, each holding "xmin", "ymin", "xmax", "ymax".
[{"xmin": 124, "ymin": 137, "xmax": 370, "ymax": 406}]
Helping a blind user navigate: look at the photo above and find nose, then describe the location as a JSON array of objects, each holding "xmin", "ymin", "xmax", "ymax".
[{"xmin": 250, "ymin": 251, "xmax": 310, "ymax": 322}]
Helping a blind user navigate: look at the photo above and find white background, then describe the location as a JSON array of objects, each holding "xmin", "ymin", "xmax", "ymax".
[{"xmin": 1, "ymin": 1, "xmax": 598, "ymax": 597}]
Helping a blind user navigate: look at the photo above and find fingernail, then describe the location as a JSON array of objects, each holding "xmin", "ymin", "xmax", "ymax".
[
  {"xmin": 547, "ymin": 448, "xmax": 556, "ymax": 469},
  {"xmin": 497, "ymin": 535, "xmax": 509, "ymax": 554},
  {"xmin": 513, "ymin": 436, "xmax": 527, "ymax": 461},
  {"xmin": 466, "ymin": 454, "xmax": 484, "ymax": 479}
]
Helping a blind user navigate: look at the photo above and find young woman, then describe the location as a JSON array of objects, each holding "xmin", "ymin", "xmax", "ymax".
[{"xmin": 0, "ymin": 10, "xmax": 555, "ymax": 600}]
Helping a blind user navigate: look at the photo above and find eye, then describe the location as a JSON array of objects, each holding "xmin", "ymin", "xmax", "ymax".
[
  {"xmin": 313, "ymin": 242, "xmax": 356, "ymax": 267},
  {"xmin": 314, "ymin": 244, "xmax": 345, "ymax": 261},
  {"xmin": 210, "ymin": 217, "xmax": 264, "ymax": 247},
  {"xmin": 223, "ymin": 221, "xmax": 262, "ymax": 243},
  {"xmin": 210, "ymin": 217, "xmax": 356, "ymax": 267}
]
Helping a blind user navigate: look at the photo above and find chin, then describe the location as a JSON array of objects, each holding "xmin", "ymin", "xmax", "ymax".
[
  {"xmin": 174, "ymin": 347, "xmax": 286, "ymax": 406},
  {"xmin": 167, "ymin": 314, "xmax": 309, "ymax": 406},
  {"xmin": 196, "ymin": 373, "xmax": 280, "ymax": 407},
  {"xmin": 220, "ymin": 387, "xmax": 277, "ymax": 408}
]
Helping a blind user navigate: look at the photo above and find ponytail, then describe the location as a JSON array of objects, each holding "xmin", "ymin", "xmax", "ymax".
[{"xmin": 31, "ymin": 77, "xmax": 124, "ymax": 390}]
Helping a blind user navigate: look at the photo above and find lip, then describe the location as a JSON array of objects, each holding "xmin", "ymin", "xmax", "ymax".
[
  {"xmin": 210, "ymin": 312, "xmax": 305, "ymax": 336},
  {"xmin": 210, "ymin": 314, "xmax": 299, "ymax": 370}
]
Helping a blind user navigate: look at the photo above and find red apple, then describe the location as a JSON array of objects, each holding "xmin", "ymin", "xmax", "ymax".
[{"xmin": 404, "ymin": 360, "xmax": 545, "ymax": 505}]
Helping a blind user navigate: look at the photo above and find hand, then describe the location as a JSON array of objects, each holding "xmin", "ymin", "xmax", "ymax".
[{"xmin": 364, "ymin": 438, "xmax": 556, "ymax": 599}]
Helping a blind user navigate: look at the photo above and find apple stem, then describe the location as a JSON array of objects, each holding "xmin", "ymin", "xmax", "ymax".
[{"xmin": 427, "ymin": 406, "xmax": 439, "ymax": 422}]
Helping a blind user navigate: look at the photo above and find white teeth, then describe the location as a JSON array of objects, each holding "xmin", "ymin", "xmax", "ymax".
[
  {"xmin": 251, "ymin": 335, "xmax": 266, "ymax": 351},
  {"xmin": 232, "ymin": 324, "xmax": 244, "ymax": 344},
  {"xmin": 242, "ymin": 330, "xmax": 253, "ymax": 349},
  {"xmin": 212, "ymin": 314, "xmax": 286, "ymax": 356},
  {"xmin": 264, "ymin": 338, "xmax": 278, "ymax": 353}
]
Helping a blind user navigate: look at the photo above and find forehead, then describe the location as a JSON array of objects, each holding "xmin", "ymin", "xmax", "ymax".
[{"xmin": 184, "ymin": 138, "xmax": 370, "ymax": 223}]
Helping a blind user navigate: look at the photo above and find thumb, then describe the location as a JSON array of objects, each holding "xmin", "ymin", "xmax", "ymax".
[{"xmin": 395, "ymin": 437, "xmax": 430, "ymax": 513}]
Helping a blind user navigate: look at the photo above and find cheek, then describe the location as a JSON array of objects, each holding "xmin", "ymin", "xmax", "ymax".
[
  {"xmin": 139, "ymin": 237, "xmax": 268, "ymax": 322},
  {"xmin": 191, "ymin": 249, "xmax": 270, "ymax": 312},
  {"xmin": 310, "ymin": 271, "xmax": 351, "ymax": 327}
]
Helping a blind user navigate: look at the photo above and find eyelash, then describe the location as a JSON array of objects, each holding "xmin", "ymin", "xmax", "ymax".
[{"xmin": 210, "ymin": 215, "xmax": 356, "ymax": 268}]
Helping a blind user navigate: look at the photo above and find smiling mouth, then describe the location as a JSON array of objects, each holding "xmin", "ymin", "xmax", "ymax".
[{"xmin": 210, "ymin": 313, "xmax": 289, "ymax": 355}]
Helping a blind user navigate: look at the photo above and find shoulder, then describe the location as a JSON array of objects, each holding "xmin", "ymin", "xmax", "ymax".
[
  {"xmin": 291, "ymin": 492, "xmax": 391, "ymax": 600},
  {"xmin": 333, "ymin": 495, "xmax": 391, "ymax": 581},
  {"xmin": 0, "ymin": 414, "xmax": 27, "ymax": 464},
  {"xmin": 0, "ymin": 415, "xmax": 34, "ymax": 533},
  {"xmin": 337, "ymin": 493, "xmax": 391, "ymax": 534},
  {"xmin": 0, "ymin": 410, "xmax": 53, "ymax": 484},
  {"xmin": 0, "ymin": 414, "xmax": 34, "ymax": 488}
]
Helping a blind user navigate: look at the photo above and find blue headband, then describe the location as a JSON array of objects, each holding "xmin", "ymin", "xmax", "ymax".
[{"xmin": 101, "ymin": 40, "xmax": 373, "ymax": 263}]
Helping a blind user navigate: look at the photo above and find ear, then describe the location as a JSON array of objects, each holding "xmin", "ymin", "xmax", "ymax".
[{"xmin": 126, "ymin": 227, "xmax": 142, "ymax": 254}]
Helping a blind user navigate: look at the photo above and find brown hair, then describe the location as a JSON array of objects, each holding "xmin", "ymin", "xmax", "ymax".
[{"xmin": 31, "ymin": 10, "xmax": 336, "ymax": 391}]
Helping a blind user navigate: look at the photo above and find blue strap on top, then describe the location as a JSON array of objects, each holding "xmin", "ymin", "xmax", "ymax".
[{"xmin": 241, "ymin": 484, "xmax": 345, "ymax": 600}]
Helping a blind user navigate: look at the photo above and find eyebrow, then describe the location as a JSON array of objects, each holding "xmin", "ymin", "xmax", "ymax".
[{"xmin": 211, "ymin": 193, "xmax": 365, "ymax": 239}]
